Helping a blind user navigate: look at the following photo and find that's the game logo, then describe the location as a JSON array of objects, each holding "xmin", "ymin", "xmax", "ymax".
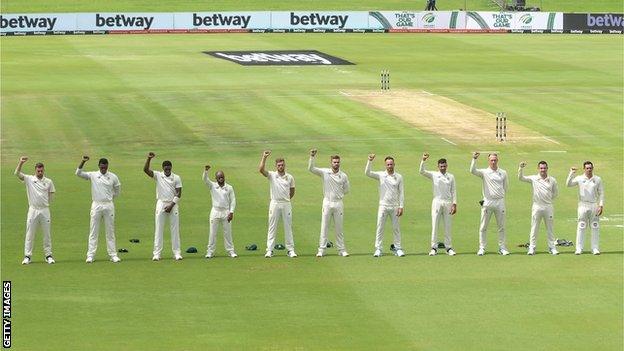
[{"xmin": 205, "ymin": 50, "xmax": 354, "ymax": 66}]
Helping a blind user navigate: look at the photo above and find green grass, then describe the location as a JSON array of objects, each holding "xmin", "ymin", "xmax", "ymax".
[
  {"xmin": 1, "ymin": 0, "xmax": 623, "ymax": 13},
  {"xmin": 1, "ymin": 34, "xmax": 623, "ymax": 350}
]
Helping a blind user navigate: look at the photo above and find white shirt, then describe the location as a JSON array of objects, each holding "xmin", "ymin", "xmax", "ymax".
[
  {"xmin": 308, "ymin": 158, "xmax": 350, "ymax": 202},
  {"xmin": 153, "ymin": 170, "xmax": 182, "ymax": 202},
  {"xmin": 76, "ymin": 169, "xmax": 121, "ymax": 202},
  {"xmin": 203, "ymin": 171, "xmax": 236, "ymax": 212},
  {"xmin": 268, "ymin": 171, "xmax": 295, "ymax": 202},
  {"xmin": 518, "ymin": 169, "xmax": 558, "ymax": 205},
  {"xmin": 419, "ymin": 161, "xmax": 456, "ymax": 203},
  {"xmin": 365, "ymin": 160, "xmax": 404, "ymax": 208},
  {"xmin": 19, "ymin": 173, "xmax": 55, "ymax": 208},
  {"xmin": 470, "ymin": 159, "xmax": 508, "ymax": 200},
  {"xmin": 566, "ymin": 172, "xmax": 604, "ymax": 206}
]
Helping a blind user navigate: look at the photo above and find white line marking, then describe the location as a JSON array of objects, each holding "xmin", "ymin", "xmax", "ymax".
[
  {"xmin": 339, "ymin": 91, "xmax": 351, "ymax": 96},
  {"xmin": 441, "ymin": 137, "xmax": 457, "ymax": 145},
  {"xmin": 540, "ymin": 150, "xmax": 567, "ymax": 153},
  {"xmin": 542, "ymin": 136, "xmax": 561, "ymax": 145},
  {"xmin": 421, "ymin": 90, "xmax": 434, "ymax": 96}
]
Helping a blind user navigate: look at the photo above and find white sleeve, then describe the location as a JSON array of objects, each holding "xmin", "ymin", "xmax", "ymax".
[
  {"xmin": 343, "ymin": 174, "xmax": 350, "ymax": 195},
  {"xmin": 175, "ymin": 175, "xmax": 183, "ymax": 188},
  {"xmin": 566, "ymin": 172, "xmax": 578, "ymax": 187},
  {"xmin": 76, "ymin": 168, "xmax": 90, "ymax": 180},
  {"xmin": 518, "ymin": 168, "xmax": 531, "ymax": 183},
  {"xmin": 229, "ymin": 186, "xmax": 236, "ymax": 213},
  {"xmin": 470, "ymin": 159, "xmax": 483, "ymax": 178},
  {"xmin": 113, "ymin": 175, "xmax": 121, "ymax": 197},
  {"xmin": 308, "ymin": 158, "xmax": 323, "ymax": 176},
  {"xmin": 597, "ymin": 178, "xmax": 604, "ymax": 206},
  {"xmin": 289, "ymin": 175, "xmax": 295, "ymax": 188},
  {"xmin": 398, "ymin": 175, "xmax": 405, "ymax": 208},
  {"xmin": 419, "ymin": 161, "xmax": 433, "ymax": 179},
  {"xmin": 503, "ymin": 170, "xmax": 509, "ymax": 192},
  {"xmin": 451, "ymin": 175, "xmax": 457, "ymax": 204},
  {"xmin": 202, "ymin": 171, "xmax": 214, "ymax": 189},
  {"xmin": 551, "ymin": 177, "xmax": 558, "ymax": 200},
  {"xmin": 365, "ymin": 160, "xmax": 379, "ymax": 179}
]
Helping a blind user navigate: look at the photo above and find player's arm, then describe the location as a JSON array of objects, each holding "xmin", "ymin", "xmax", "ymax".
[
  {"xmin": 48, "ymin": 180, "xmax": 56, "ymax": 204},
  {"xmin": 397, "ymin": 175, "xmax": 404, "ymax": 217},
  {"xmin": 113, "ymin": 176, "xmax": 121, "ymax": 198},
  {"xmin": 14, "ymin": 156, "xmax": 27, "ymax": 181},
  {"xmin": 258, "ymin": 150, "xmax": 270, "ymax": 177},
  {"xmin": 566, "ymin": 167, "xmax": 578, "ymax": 187},
  {"xmin": 365, "ymin": 154, "xmax": 379, "ymax": 179},
  {"xmin": 469, "ymin": 152, "xmax": 482, "ymax": 177},
  {"xmin": 203, "ymin": 165, "xmax": 213, "ymax": 188},
  {"xmin": 76, "ymin": 155, "xmax": 90, "ymax": 179},
  {"xmin": 307, "ymin": 149, "xmax": 322, "ymax": 176},
  {"xmin": 503, "ymin": 170, "xmax": 509, "ymax": 192},
  {"xmin": 343, "ymin": 174, "xmax": 350, "ymax": 195},
  {"xmin": 289, "ymin": 176, "xmax": 295, "ymax": 199},
  {"xmin": 518, "ymin": 162, "xmax": 530, "ymax": 182},
  {"xmin": 228, "ymin": 187, "xmax": 236, "ymax": 222},
  {"xmin": 597, "ymin": 178, "xmax": 604, "ymax": 216},
  {"xmin": 419, "ymin": 153, "xmax": 433, "ymax": 179},
  {"xmin": 450, "ymin": 175, "xmax": 457, "ymax": 215},
  {"xmin": 143, "ymin": 152, "xmax": 155, "ymax": 178}
]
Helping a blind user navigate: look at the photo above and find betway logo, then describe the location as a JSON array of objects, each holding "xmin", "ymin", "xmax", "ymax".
[
  {"xmin": 95, "ymin": 14, "xmax": 154, "ymax": 29},
  {"xmin": 587, "ymin": 14, "xmax": 623, "ymax": 27},
  {"xmin": 193, "ymin": 13, "xmax": 251, "ymax": 27},
  {"xmin": 217, "ymin": 52, "xmax": 332, "ymax": 64},
  {"xmin": 290, "ymin": 13, "xmax": 348, "ymax": 28},
  {"xmin": 0, "ymin": 16, "xmax": 57, "ymax": 30}
]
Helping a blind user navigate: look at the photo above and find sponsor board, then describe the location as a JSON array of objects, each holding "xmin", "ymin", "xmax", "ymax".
[
  {"xmin": 271, "ymin": 12, "xmax": 368, "ymax": 29},
  {"xmin": 563, "ymin": 13, "xmax": 624, "ymax": 31},
  {"xmin": 204, "ymin": 50, "xmax": 354, "ymax": 66},
  {"xmin": 466, "ymin": 11, "xmax": 562, "ymax": 30},
  {"xmin": 0, "ymin": 14, "xmax": 76, "ymax": 32},
  {"xmin": 76, "ymin": 13, "xmax": 173, "ymax": 30},
  {"xmin": 369, "ymin": 11, "xmax": 464, "ymax": 29},
  {"xmin": 175, "ymin": 12, "xmax": 270, "ymax": 29}
]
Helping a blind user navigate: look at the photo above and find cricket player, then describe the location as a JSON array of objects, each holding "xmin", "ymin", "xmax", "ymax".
[
  {"xmin": 259, "ymin": 150, "xmax": 297, "ymax": 258},
  {"xmin": 419, "ymin": 153, "xmax": 457, "ymax": 256},
  {"xmin": 566, "ymin": 161, "xmax": 604, "ymax": 255},
  {"xmin": 144, "ymin": 152, "xmax": 183, "ymax": 261},
  {"xmin": 15, "ymin": 156, "xmax": 56, "ymax": 265},
  {"xmin": 366, "ymin": 154, "xmax": 405, "ymax": 257},
  {"xmin": 76, "ymin": 156, "xmax": 121, "ymax": 263},
  {"xmin": 470, "ymin": 152, "xmax": 510, "ymax": 256},
  {"xmin": 308, "ymin": 149, "xmax": 350, "ymax": 258},
  {"xmin": 518, "ymin": 161, "xmax": 559, "ymax": 255},
  {"xmin": 203, "ymin": 164, "xmax": 237, "ymax": 259}
]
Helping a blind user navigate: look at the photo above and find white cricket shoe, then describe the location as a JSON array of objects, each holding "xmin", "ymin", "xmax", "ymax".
[
  {"xmin": 110, "ymin": 256, "xmax": 121, "ymax": 263},
  {"xmin": 549, "ymin": 248, "xmax": 559, "ymax": 255},
  {"xmin": 395, "ymin": 249, "xmax": 405, "ymax": 257},
  {"xmin": 316, "ymin": 249, "xmax": 324, "ymax": 257},
  {"xmin": 86, "ymin": 256, "xmax": 94, "ymax": 263},
  {"xmin": 574, "ymin": 250, "xmax": 582, "ymax": 255},
  {"xmin": 45, "ymin": 256, "xmax": 55, "ymax": 264},
  {"xmin": 152, "ymin": 255, "xmax": 161, "ymax": 261},
  {"xmin": 229, "ymin": 251, "xmax": 238, "ymax": 258},
  {"xmin": 527, "ymin": 248, "xmax": 535, "ymax": 255},
  {"xmin": 477, "ymin": 248, "xmax": 485, "ymax": 256},
  {"xmin": 174, "ymin": 254, "xmax": 183, "ymax": 261},
  {"xmin": 265, "ymin": 251, "xmax": 273, "ymax": 258},
  {"xmin": 592, "ymin": 249, "xmax": 601, "ymax": 255},
  {"xmin": 339, "ymin": 251, "xmax": 349, "ymax": 257},
  {"xmin": 21, "ymin": 256, "xmax": 31, "ymax": 265},
  {"xmin": 429, "ymin": 248, "xmax": 437, "ymax": 256},
  {"xmin": 499, "ymin": 248, "xmax": 511, "ymax": 256},
  {"xmin": 447, "ymin": 248, "xmax": 457, "ymax": 256},
  {"xmin": 287, "ymin": 250, "xmax": 298, "ymax": 258},
  {"xmin": 373, "ymin": 249, "xmax": 382, "ymax": 257}
]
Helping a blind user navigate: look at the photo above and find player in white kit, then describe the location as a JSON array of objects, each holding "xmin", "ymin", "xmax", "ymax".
[
  {"xmin": 419, "ymin": 153, "xmax": 457, "ymax": 256},
  {"xmin": 259, "ymin": 150, "xmax": 297, "ymax": 258},
  {"xmin": 518, "ymin": 161, "xmax": 559, "ymax": 255},
  {"xmin": 76, "ymin": 156, "xmax": 122, "ymax": 263},
  {"xmin": 203, "ymin": 164, "xmax": 237, "ymax": 259},
  {"xmin": 144, "ymin": 152, "xmax": 183, "ymax": 261},
  {"xmin": 470, "ymin": 152, "xmax": 510, "ymax": 256},
  {"xmin": 366, "ymin": 154, "xmax": 405, "ymax": 257},
  {"xmin": 15, "ymin": 156, "xmax": 56, "ymax": 265},
  {"xmin": 566, "ymin": 161, "xmax": 604, "ymax": 255},
  {"xmin": 308, "ymin": 149, "xmax": 350, "ymax": 258}
]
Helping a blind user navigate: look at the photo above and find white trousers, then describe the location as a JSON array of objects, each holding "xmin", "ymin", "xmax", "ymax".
[
  {"xmin": 266, "ymin": 201, "xmax": 295, "ymax": 252},
  {"xmin": 431, "ymin": 199, "xmax": 453, "ymax": 249},
  {"xmin": 207, "ymin": 208, "xmax": 234, "ymax": 256},
  {"xmin": 87, "ymin": 201, "xmax": 117, "ymax": 258},
  {"xmin": 153, "ymin": 200, "xmax": 181, "ymax": 257},
  {"xmin": 478, "ymin": 198, "xmax": 508, "ymax": 250},
  {"xmin": 318, "ymin": 200, "xmax": 346, "ymax": 252},
  {"xmin": 576, "ymin": 202, "xmax": 600, "ymax": 252},
  {"xmin": 375, "ymin": 205, "xmax": 401, "ymax": 250},
  {"xmin": 528, "ymin": 203, "xmax": 556, "ymax": 250},
  {"xmin": 24, "ymin": 206, "xmax": 52, "ymax": 257}
]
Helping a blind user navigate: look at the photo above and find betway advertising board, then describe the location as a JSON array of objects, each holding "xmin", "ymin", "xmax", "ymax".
[
  {"xmin": 270, "ymin": 12, "xmax": 368, "ymax": 30},
  {"xmin": 175, "ymin": 12, "xmax": 270, "ymax": 30},
  {"xmin": 0, "ymin": 13, "xmax": 77, "ymax": 32},
  {"xmin": 563, "ymin": 13, "xmax": 623, "ymax": 33}
]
